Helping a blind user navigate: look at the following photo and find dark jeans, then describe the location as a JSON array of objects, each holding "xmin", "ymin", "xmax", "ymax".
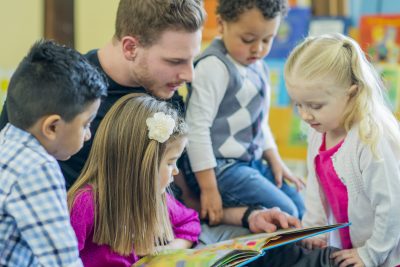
[
  {"xmin": 247, "ymin": 243, "xmax": 339, "ymax": 267},
  {"xmin": 180, "ymin": 153, "xmax": 305, "ymax": 219}
]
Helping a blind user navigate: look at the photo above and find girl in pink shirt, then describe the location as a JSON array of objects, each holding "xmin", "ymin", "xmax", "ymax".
[
  {"xmin": 67, "ymin": 93, "xmax": 201, "ymax": 267},
  {"xmin": 285, "ymin": 34, "xmax": 400, "ymax": 267}
]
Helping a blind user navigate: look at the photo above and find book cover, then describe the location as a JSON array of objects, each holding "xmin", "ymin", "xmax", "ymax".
[{"xmin": 133, "ymin": 223, "xmax": 350, "ymax": 267}]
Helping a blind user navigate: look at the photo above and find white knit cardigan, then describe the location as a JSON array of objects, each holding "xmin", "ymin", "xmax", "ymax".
[{"xmin": 302, "ymin": 125, "xmax": 400, "ymax": 267}]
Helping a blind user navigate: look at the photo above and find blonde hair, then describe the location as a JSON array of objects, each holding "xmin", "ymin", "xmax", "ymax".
[
  {"xmin": 115, "ymin": 0, "xmax": 205, "ymax": 46},
  {"xmin": 284, "ymin": 33, "xmax": 400, "ymax": 157},
  {"xmin": 68, "ymin": 93, "xmax": 187, "ymax": 256}
]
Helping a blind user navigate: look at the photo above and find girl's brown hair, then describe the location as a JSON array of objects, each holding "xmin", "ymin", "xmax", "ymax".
[{"xmin": 68, "ymin": 93, "xmax": 187, "ymax": 255}]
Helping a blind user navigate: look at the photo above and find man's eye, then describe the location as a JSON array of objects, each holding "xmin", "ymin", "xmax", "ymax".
[{"xmin": 167, "ymin": 60, "xmax": 181, "ymax": 65}]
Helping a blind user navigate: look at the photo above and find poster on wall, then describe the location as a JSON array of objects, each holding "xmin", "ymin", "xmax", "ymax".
[
  {"xmin": 268, "ymin": 7, "xmax": 311, "ymax": 59},
  {"xmin": 360, "ymin": 15, "xmax": 400, "ymax": 64}
]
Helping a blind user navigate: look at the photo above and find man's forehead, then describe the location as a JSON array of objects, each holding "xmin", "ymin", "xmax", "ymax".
[{"xmin": 152, "ymin": 29, "xmax": 201, "ymax": 53}]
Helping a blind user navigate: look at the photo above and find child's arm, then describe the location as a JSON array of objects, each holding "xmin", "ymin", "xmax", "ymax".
[
  {"xmin": 262, "ymin": 148, "xmax": 305, "ymax": 190},
  {"xmin": 260, "ymin": 76, "xmax": 304, "ymax": 191},
  {"xmin": 7, "ymin": 163, "xmax": 83, "ymax": 266},
  {"xmin": 302, "ymin": 129, "xmax": 328, "ymax": 228},
  {"xmin": 185, "ymin": 56, "xmax": 230, "ymax": 225},
  {"xmin": 167, "ymin": 193, "xmax": 201, "ymax": 246},
  {"xmin": 69, "ymin": 187, "xmax": 95, "ymax": 252},
  {"xmin": 194, "ymin": 168, "xmax": 223, "ymax": 225},
  {"xmin": 162, "ymin": 239, "xmax": 194, "ymax": 250},
  {"xmin": 354, "ymin": 143, "xmax": 400, "ymax": 266}
]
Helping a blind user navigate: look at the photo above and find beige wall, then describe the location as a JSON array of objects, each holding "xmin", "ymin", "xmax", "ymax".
[
  {"xmin": 0, "ymin": 0, "xmax": 118, "ymax": 108},
  {"xmin": 75, "ymin": 0, "xmax": 119, "ymax": 53},
  {"xmin": 0, "ymin": 0, "xmax": 43, "ymax": 109},
  {"xmin": 0, "ymin": 0, "xmax": 118, "ymax": 68},
  {"xmin": 0, "ymin": 0, "xmax": 43, "ymax": 70}
]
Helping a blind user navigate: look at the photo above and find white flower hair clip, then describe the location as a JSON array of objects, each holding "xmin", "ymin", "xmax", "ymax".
[{"xmin": 146, "ymin": 112, "xmax": 175, "ymax": 143}]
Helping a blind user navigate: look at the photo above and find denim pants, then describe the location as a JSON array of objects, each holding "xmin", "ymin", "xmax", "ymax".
[{"xmin": 182, "ymin": 155, "xmax": 305, "ymax": 219}]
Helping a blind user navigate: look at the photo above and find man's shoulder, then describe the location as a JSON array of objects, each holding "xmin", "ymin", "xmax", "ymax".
[{"xmin": 83, "ymin": 49, "xmax": 99, "ymax": 65}]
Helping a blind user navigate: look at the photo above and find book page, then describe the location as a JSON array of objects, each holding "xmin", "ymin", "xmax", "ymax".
[{"xmin": 133, "ymin": 223, "xmax": 350, "ymax": 267}]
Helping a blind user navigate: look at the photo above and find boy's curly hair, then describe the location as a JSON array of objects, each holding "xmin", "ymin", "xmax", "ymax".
[{"xmin": 217, "ymin": 0, "xmax": 288, "ymax": 22}]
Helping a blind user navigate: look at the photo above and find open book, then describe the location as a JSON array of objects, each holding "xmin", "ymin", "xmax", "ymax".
[{"xmin": 133, "ymin": 223, "xmax": 350, "ymax": 267}]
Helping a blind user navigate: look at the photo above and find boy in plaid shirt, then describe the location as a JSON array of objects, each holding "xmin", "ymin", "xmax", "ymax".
[{"xmin": 0, "ymin": 40, "xmax": 107, "ymax": 266}]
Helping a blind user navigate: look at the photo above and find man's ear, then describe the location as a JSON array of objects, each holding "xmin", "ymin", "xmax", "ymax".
[
  {"xmin": 347, "ymin": 84, "xmax": 358, "ymax": 98},
  {"xmin": 41, "ymin": 115, "xmax": 62, "ymax": 141},
  {"xmin": 121, "ymin": 36, "xmax": 139, "ymax": 61}
]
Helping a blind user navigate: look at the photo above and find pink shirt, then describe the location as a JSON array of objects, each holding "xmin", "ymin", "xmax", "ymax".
[
  {"xmin": 69, "ymin": 187, "xmax": 201, "ymax": 267},
  {"xmin": 315, "ymin": 135, "xmax": 352, "ymax": 249}
]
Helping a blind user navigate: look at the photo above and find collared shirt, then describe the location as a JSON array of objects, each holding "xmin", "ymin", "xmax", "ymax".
[{"xmin": 0, "ymin": 123, "xmax": 82, "ymax": 267}]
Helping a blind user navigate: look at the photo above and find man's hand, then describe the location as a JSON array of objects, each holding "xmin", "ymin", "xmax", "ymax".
[
  {"xmin": 247, "ymin": 207, "xmax": 301, "ymax": 233},
  {"xmin": 200, "ymin": 188, "xmax": 223, "ymax": 225},
  {"xmin": 331, "ymin": 248, "xmax": 365, "ymax": 267}
]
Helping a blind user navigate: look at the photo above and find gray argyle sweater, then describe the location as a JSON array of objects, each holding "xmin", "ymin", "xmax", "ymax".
[{"xmin": 187, "ymin": 38, "xmax": 275, "ymax": 162}]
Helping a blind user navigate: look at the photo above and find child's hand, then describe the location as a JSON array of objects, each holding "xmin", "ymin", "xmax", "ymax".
[
  {"xmin": 264, "ymin": 149, "xmax": 305, "ymax": 191},
  {"xmin": 331, "ymin": 248, "xmax": 365, "ymax": 267},
  {"xmin": 300, "ymin": 237, "xmax": 327, "ymax": 249},
  {"xmin": 200, "ymin": 188, "xmax": 223, "ymax": 225}
]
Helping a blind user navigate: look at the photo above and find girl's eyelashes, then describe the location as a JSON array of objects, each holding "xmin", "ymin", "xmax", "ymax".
[
  {"xmin": 293, "ymin": 102, "xmax": 322, "ymax": 110},
  {"xmin": 241, "ymin": 38, "xmax": 254, "ymax": 44},
  {"xmin": 310, "ymin": 104, "xmax": 323, "ymax": 110}
]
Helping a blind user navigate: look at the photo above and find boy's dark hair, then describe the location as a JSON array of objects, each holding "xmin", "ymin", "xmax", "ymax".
[
  {"xmin": 217, "ymin": 0, "xmax": 288, "ymax": 22},
  {"xmin": 6, "ymin": 39, "xmax": 107, "ymax": 130}
]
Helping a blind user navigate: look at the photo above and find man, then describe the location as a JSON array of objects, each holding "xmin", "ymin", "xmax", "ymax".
[{"xmin": 0, "ymin": 1, "xmax": 338, "ymax": 265}]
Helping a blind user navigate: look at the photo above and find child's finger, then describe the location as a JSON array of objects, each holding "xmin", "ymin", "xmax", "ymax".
[
  {"xmin": 200, "ymin": 207, "xmax": 208, "ymax": 219},
  {"xmin": 338, "ymin": 257, "xmax": 357, "ymax": 267},
  {"xmin": 274, "ymin": 172, "xmax": 283, "ymax": 188},
  {"xmin": 293, "ymin": 176, "xmax": 306, "ymax": 191},
  {"xmin": 208, "ymin": 210, "xmax": 216, "ymax": 225},
  {"xmin": 332, "ymin": 250, "xmax": 351, "ymax": 266}
]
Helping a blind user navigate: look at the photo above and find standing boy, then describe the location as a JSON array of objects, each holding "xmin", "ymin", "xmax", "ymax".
[{"xmin": 0, "ymin": 40, "xmax": 107, "ymax": 266}]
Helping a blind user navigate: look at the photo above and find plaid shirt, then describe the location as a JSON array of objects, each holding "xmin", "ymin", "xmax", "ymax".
[{"xmin": 0, "ymin": 124, "xmax": 82, "ymax": 267}]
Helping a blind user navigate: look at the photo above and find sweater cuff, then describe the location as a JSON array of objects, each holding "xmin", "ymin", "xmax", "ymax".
[{"xmin": 357, "ymin": 246, "xmax": 375, "ymax": 267}]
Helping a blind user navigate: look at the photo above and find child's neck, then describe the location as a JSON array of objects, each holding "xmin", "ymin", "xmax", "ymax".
[{"xmin": 325, "ymin": 130, "xmax": 346, "ymax": 150}]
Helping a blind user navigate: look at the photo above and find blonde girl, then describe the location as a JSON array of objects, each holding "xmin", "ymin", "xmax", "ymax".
[
  {"xmin": 68, "ymin": 93, "xmax": 200, "ymax": 267},
  {"xmin": 284, "ymin": 33, "xmax": 400, "ymax": 267}
]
